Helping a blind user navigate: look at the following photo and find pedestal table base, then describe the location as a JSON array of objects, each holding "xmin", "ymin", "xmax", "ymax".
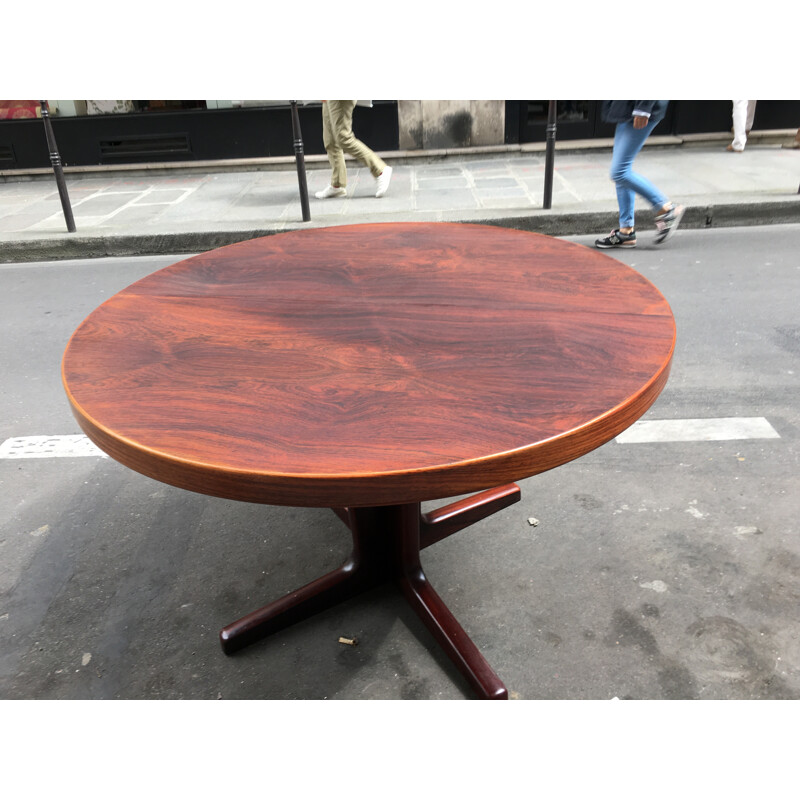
[{"xmin": 219, "ymin": 484, "xmax": 520, "ymax": 700}]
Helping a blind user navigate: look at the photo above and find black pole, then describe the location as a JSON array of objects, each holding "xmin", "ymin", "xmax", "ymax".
[
  {"xmin": 290, "ymin": 101, "xmax": 311, "ymax": 222},
  {"xmin": 542, "ymin": 100, "xmax": 557, "ymax": 210},
  {"xmin": 39, "ymin": 101, "xmax": 76, "ymax": 233}
]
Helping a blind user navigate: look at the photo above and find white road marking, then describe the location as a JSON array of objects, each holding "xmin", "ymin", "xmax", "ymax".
[
  {"xmin": 29, "ymin": 185, "xmax": 197, "ymax": 230},
  {"xmin": 0, "ymin": 417, "xmax": 781, "ymax": 460},
  {"xmin": 0, "ymin": 435, "xmax": 107, "ymax": 459},
  {"xmin": 616, "ymin": 417, "xmax": 780, "ymax": 444},
  {"xmin": 130, "ymin": 187, "xmax": 197, "ymax": 206}
]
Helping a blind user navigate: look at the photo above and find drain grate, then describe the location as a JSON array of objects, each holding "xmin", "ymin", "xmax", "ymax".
[{"xmin": 99, "ymin": 133, "xmax": 192, "ymax": 161}]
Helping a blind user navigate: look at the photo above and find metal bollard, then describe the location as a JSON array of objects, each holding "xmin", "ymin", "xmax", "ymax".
[
  {"xmin": 290, "ymin": 101, "xmax": 311, "ymax": 222},
  {"xmin": 542, "ymin": 101, "xmax": 557, "ymax": 210},
  {"xmin": 39, "ymin": 101, "xmax": 76, "ymax": 233}
]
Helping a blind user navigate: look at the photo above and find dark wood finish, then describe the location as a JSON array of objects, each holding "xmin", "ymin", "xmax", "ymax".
[
  {"xmin": 62, "ymin": 223, "xmax": 675, "ymax": 508},
  {"xmin": 221, "ymin": 501, "xmax": 509, "ymax": 699},
  {"xmin": 333, "ymin": 483, "xmax": 521, "ymax": 550},
  {"xmin": 61, "ymin": 222, "xmax": 676, "ymax": 699},
  {"xmin": 419, "ymin": 483, "xmax": 521, "ymax": 549}
]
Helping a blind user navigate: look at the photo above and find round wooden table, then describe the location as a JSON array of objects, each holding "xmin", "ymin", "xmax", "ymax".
[{"xmin": 62, "ymin": 222, "xmax": 676, "ymax": 700}]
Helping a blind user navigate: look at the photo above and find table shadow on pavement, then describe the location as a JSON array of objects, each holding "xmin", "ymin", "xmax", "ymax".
[{"xmin": 0, "ymin": 463, "xmax": 478, "ymax": 700}]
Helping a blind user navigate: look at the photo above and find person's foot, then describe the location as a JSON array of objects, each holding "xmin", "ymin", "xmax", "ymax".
[
  {"xmin": 726, "ymin": 143, "xmax": 744, "ymax": 153},
  {"xmin": 653, "ymin": 203, "xmax": 685, "ymax": 245},
  {"xmin": 375, "ymin": 166, "xmax": 393, "ymax": 197},
  {"xmin": 315, "ymin": 185, "xmax": 347, "ymax": 199},
  {"xmin": 595, "ymin": 229, "xmax": 636, "ymax": 249}
]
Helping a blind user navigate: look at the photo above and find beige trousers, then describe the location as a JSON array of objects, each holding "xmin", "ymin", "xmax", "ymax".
[
  {"xmin": 322, "ymin": 100, "xmax": 386, "ymax": 187},
  {"xmin": 731, "ymin": 100, "xmax": 757, "ymax": 151}
]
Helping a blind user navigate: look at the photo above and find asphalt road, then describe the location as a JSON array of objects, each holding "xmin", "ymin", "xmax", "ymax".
[{"xmin": 1, "ymin": 224, "xmax": 798, "ymax": 705}]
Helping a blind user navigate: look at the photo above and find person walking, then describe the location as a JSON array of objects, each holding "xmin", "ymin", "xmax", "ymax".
[
  {"xmin": 315, "ymin": 101, "xmax": 393, "ymax": 199},
  {"xmin": 727, "ymin": 100, "xmax": 757, "ymax": 153},
  {"xmin": 595, "ymin": 100, "xmax": 684, "ymax": 249}
]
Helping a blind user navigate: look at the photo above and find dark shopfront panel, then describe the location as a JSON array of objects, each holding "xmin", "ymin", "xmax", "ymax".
[
  {"xmin": 506, "ymin": 100, "xmax": 800, "ymax": 144},
  {"xmin": 0, "ymin": 102, "xmax": 400, "ymax": 170}
]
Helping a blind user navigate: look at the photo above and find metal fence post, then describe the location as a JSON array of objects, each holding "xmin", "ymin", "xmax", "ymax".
[
  {"xmin": 39, "ymin": 101, "xmax": 76, "ymax": 233},
  {"xmin": 542, "ymin": 101, "xmax": 557, "ymax": 210},
  {"xmin": 290, "ymin": 101, "xmax": 311, "ymax": 222}
]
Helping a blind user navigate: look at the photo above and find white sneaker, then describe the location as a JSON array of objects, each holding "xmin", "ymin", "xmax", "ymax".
[
  {"xmin": 653, "ymin": 203, "xmax": 685, "ymax": 245},
  {"xmin": 315, "ymin": 185, "xmax": 346, "ymax": 199},
  {"xmin": 375, "ymin": 166, "xmax": 393, "ymax": 197}
]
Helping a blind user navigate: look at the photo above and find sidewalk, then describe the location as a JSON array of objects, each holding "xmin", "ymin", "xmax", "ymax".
[{"xmin": 1, "ymin": 132, "xmax": 798, "ymax": 262}]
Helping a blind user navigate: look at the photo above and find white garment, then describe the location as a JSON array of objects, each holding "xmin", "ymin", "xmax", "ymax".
[{"xmin": 731, "ymin": 100, "xmax": 757, "ymax": 151}]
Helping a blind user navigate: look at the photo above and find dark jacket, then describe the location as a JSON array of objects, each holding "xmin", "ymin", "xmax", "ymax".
[{"xmin": 601, "ymin": 101, "xmax": 669, "ymax": 124}]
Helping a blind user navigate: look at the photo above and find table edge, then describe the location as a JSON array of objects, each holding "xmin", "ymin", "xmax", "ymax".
[{"xmin": 63, "ymin": 341, "xmax": 674, "ymax": 508}]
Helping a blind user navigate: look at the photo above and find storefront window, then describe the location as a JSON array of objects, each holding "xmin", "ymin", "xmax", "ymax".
[
  {"xmin": 85, "ymin": 100, "xmax": 207, "ymax": 115},
  {"xmin": 525, "ymin": 101, "xmax": 589, "ymax": 123}
]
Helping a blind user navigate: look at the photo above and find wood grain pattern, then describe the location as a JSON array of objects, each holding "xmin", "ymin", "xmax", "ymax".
[{"xmin": 62, "ymin": 223, "xmax": 675, "ymax": 507}]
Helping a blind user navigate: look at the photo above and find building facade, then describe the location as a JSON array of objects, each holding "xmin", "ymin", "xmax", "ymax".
[{"xmin": 2, "ymin": 100, "xmax": 798, "ymax": 171}]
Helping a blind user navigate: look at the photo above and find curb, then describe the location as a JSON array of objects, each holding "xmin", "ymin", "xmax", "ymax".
[{"xmin": 2, "ymin": 200, "xmax": 799, "ymax": 263}]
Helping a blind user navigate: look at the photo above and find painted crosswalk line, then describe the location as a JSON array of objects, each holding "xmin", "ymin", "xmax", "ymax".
[
  {"xmin": 1, "ymin": 417, "xmax": 781, "ymax": 460},
  {"xmin": 0, "ymin": 435, "xmax": 107, "ymax": 459},
  {"xmin": 615, "ymin": 417, "xmax": 780, "ymax": 444}
]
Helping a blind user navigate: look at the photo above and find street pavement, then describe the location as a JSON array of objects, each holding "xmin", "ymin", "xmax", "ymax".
[
  {"xmin": 1, "ymin": 132, "xmax": 799, "ymax": 706},
  {"xmin": 1, "ymin": 224, "xmax": 799, "ymax": 704},
  {"xmin": 0, "ymin": 132, "xmax": 798, "ymax": 263}
]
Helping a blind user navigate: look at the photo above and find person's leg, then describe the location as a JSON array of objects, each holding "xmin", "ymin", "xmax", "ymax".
[
  {"xmin": 609, "ymin": 118, "xmax": 668, "ymax": 230},
  {"xmin": 322, "ymin": 101, "xmax": 347, "ymax": 187},
  {"xmin": 611, "ymin": 124, "xmax": 636, "ymax": 231},
  {"xmin": 746, "ymin": 100, "xmax": 757, "ymax": 134},
  {"xmin": 328, "ymin": 100, "xmax": 387, "ymax": 178},
  {"xmin": 731, "ymin": 100, "xmax": 748, "ymax": 151}
]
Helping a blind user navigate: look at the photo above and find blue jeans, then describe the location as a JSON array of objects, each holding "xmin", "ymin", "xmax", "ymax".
[{"xmin": 610, "ymin": 117, "xmax": 668, "ymax": 228}]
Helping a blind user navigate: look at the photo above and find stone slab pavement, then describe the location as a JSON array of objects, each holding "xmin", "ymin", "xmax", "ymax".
[{"xmin": 0, "ymin": 133, "xmax": 798, "ymax": 262}]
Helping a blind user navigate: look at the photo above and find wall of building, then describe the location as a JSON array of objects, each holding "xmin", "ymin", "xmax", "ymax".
[
  {"xmin": 3, "ymin": 100, "xmax": 798, "ymax": 171},
  {"xmin": 398, "ymin": 101, "xmax": 505, "ymax": 150}
]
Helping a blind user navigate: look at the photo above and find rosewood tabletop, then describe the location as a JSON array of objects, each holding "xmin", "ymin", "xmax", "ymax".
[{"xmin": 62, "ymin": 222, "xmax": 676, "ymax": 700}]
